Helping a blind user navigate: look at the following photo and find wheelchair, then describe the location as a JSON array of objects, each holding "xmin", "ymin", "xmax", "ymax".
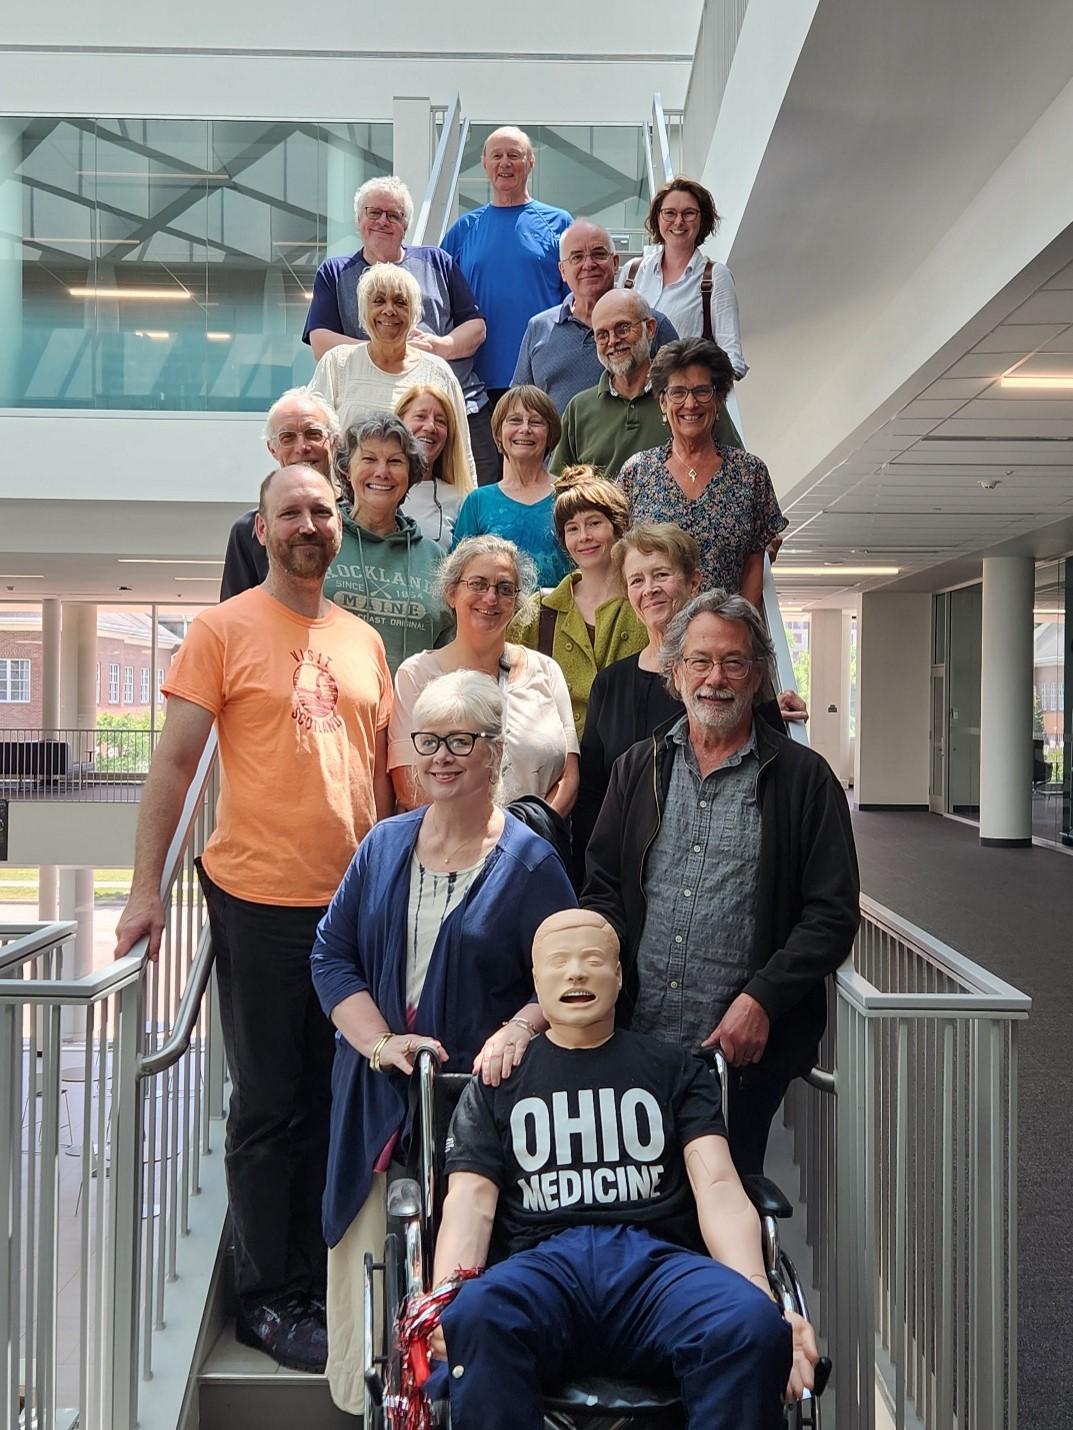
[{"xmin": 364, "ymin": 1047, "xmax": 830, "ymax": 1429}]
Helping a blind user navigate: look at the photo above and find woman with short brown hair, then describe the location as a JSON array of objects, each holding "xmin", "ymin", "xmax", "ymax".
[{"xmin": 620, "ymin": 175, "xmax": 747, "ymax": 379}]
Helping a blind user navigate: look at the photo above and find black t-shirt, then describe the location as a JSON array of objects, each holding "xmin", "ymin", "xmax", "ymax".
[{"xmin": 444, "ymin": 1029, "xmax": 726, "ymax": 1258}]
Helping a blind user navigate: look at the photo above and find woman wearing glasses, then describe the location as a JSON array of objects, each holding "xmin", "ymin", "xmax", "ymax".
[
  {"xmin": 616, "ymin": 338, "xmax": 787, "ymax": 605},
  {"xmin": 311, "ymin": 668, "xmax": 576, "ymax": 1418},
  {"xmin": 389, "ymin": 535, "xmax": 579, "ymax": 820},
  {"xmin": 308, "ymin": 263, "xmax": 477, "ymax": 483},
  {"xmin": 451, "ymin": 386, "xmax": 573, "ymax": 588},
  {"xmin": 620, "ymin": 176, "xmax": 747, "ymax": 379}
]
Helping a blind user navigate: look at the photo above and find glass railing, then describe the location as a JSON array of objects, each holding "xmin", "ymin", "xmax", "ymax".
[{"xmin": 0, "ymin": 116, "xmax": 391, "ymax": 411}]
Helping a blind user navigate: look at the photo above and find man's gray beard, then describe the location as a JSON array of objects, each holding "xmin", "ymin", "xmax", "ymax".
[{"xmin": 685, "ymin": 686, "xmax": 752, "ymax": 731}]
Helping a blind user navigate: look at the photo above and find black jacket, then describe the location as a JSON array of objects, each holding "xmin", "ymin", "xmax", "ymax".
[
  {"xmin": 582, "ymin": 715, "xmax": 859, "ymax": 1074},
  {"xmin": 220, "ymin": 509, "xmax": 268, "ymax": 601}
]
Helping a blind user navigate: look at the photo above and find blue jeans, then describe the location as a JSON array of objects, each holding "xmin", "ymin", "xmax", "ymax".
[{"xmin": 432, "ymin": 1223, "xmax": 790, "ymax": 1429}]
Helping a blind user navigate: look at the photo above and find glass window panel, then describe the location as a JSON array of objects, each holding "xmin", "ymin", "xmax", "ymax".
[
  {"xmin": 1032, "ymin": 557, "xmax": 1067, "ymax": 846},
  {"xmin": 6, "ymin": 116, "xmax": 391, "ymax": 411}
]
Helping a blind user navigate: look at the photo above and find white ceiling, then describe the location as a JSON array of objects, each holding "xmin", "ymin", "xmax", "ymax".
[{"xmin": 773, "ymin": 252, "xmax": 1073, "ymax": 611}]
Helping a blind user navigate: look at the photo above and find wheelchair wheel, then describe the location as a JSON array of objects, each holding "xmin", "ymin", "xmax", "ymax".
[
  {"xmin": 777, "ymin": 1249, "xmax": 824, "ymax": 1430},
  {"xmin": 367, "ymin": 1231, "xmax": 402, "ymax": 1430}
]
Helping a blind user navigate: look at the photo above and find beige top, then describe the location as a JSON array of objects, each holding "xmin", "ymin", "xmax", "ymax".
[
  {"xmin": 389, "ymin": 645, "xmax": 579, "ymax": 803},
  {"xmin": 308, "ymin": 344, "xmax": 476, "ymax": 482}
]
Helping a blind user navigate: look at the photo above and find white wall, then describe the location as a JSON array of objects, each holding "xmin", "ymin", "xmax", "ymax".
[
  {"xmin": 854, "ymin": 592, "xmax": 931, "ymax": 808},
  {"xmin": 7, "ymin": 801, "xmax": 138, "ymax": 867},
  {"xmin": 808, "ymin": 608, "xmax": 851, "ymax": 785},
  {"xmin": 0, "ymin": 3, "xmax": 699, "ymax": 123}
]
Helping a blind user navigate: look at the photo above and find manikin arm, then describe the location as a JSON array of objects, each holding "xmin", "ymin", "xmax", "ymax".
[
  {"xmin": 432, "ymin": 1172, "xmax": 500, "ymax": 1284},
  {"xmin": 684, "ymin": 1134, "xmax": 774, "ymax": 1299}
]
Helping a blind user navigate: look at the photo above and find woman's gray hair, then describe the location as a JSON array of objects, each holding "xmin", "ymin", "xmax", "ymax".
[
  {"xmin": 334, "ymin": 412, "xmax": 425, "ymax": 504},
  {"xmin": 353, "ymin": 175, "xmax": 414, "ymax": 231},
  {"xmin": 411, "ymin": 670, "xmax": 505, "ymax": 802},
  {"xmin": 436, "ymin": 535, "xmax": 539, "ymax": 626},
  {"xmin": 660, "ymin": 588, "xmax": 775, "ymax": 697},
  {"xmin": 357, "ymin": 262, "xmax": 423, "ymax": 333}
]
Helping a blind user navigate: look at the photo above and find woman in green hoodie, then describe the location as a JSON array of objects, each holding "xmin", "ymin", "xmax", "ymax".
[{"xmin": 325, "ymin": 413, "xmax": 454, "ymax": 674}]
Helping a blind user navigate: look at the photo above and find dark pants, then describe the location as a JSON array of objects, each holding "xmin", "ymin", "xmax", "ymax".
[
  {"xmin": 197, "ymin": 862, "xmax": 333, "ymax": 1306},
  {"xmin": 727, "ymin": 1040, "xmax": 799, "ymax": 1176},
  {"xmin": 467, "ymin": 404, "xmax": 501, "ymax": 487},
  {"xmin": 432, "ymin": 1225, "xmax": 790, "ymax": 1429}
]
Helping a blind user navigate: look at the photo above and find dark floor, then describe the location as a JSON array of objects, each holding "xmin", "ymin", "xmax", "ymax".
[{"xmin": 851, "ymin": 807, "xmax": 1073, "ymax": 1429}]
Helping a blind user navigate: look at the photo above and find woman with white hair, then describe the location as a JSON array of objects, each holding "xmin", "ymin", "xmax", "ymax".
[
  {"xmin": 310, "ymin": 668, "xmax": 576, "ymax": 1417},
  {"xmin": 308, "ymin": 262, "xmax": 477, "ymax": 481}
]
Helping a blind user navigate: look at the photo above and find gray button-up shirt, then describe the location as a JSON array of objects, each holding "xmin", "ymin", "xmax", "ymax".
[{"xmin": 632, "ymin": 717, "xmax": 761, "ymax": 1048}]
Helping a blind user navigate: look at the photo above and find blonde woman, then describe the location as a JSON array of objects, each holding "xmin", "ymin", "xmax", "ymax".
[{"xmin": 396, "ymin": 384, "xmax": 474, "ymax": 549}]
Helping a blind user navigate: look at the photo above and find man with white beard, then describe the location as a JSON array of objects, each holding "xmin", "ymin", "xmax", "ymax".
[
  {"xmin": 551, "ymin": 289, "xmax": 740, "ymax": 477},
  {"xmin": 583, "ymin": 589, "xmax": 859, "ymax": 1176}
]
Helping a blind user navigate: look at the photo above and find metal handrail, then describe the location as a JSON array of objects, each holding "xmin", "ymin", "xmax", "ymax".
[
  {"xmin": 412, "ymin": 92, "xmax": 464, "ymax": 247},
  {"xmin": 0, "ymin": 920, "xmax": 77, "ymax": 972},
  {"xmin": 650, "ymin": 93, "xmax": 674, "ymax": 185},
  {"xmin": 138, "ymin": 924, "xmax": 214, "ymax": 1078},
  {"xmin": 440, "ymin": 116, "xmax": 471, "ymax": 245}
]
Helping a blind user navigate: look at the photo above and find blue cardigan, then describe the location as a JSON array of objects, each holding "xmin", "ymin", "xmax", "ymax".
[{"xmin": 311, "ymin": 808, "xmax": 577, "ymax": 1246}]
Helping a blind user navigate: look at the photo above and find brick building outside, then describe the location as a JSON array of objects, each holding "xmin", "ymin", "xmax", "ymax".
[{"xmin": 0, "ymin": 609, "xmax": 184, "ymax": 732}]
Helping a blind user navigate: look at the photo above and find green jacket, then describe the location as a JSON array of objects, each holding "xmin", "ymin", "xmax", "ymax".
[
  {"xmin": 551, "ymin": 370, "xmax": 741, "ymax": 477},
  {"xmin": 513, "ymin": 571, "xmax": 648, "ymax": 738},
  {"xmin": 323, "ymin": 506, "xmax": 453, "ymax": 675}
]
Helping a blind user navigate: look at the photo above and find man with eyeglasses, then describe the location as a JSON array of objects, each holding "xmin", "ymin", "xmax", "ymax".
[
  {"xmin": 220, "ymin": 388, "xmax": 340, "ymax": 600},
  {"xmin": 551, "ymin": 289, "xmax": 740, "ymax": 478},
  {"xmin": 301, "ymin": 176, "xmax": 499, "ymax": 485},
  {"xmin": 442, "ymin": 127, "xmax": 572, "ymax": 411},
  {"xmin": 583, "ymin": 589, "xmax": 859, "ymax": 1177},
  {"xmin": 512, "ymin": 219, "xmax": 678, "ymax": 414}
]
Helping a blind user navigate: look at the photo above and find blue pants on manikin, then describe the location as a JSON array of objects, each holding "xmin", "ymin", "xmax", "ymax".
[{"xmin": 427, "ymin": 1222, "xmax": 791, "ymax": 1429}]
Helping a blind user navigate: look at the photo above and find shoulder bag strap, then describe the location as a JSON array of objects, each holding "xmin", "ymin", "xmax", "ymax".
[
  {"xmin": 537, "ymin": 603, "xmax": 557, "ymax": 658},
  {"xmin": 700, "ymin": 258, "xmax": 714, "ymax": 343},
  {"xmin": 623, "ymin": 257, "xmax": 642, "ymax": 290}
]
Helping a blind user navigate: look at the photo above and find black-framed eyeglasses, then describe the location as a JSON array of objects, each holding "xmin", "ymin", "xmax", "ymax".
[
  {"xmin": 457, "ymin": 576, "xmax": 519, "ymax": 600},
  {"xmin": 665, "ymin": 384, "xmax": 716, "ymax": 404},
  {"xmin": 411, "ymin": 731, "xmax": 497, "ymax": 757},
  {"xmin": 680, "ymin": 656, "xmax": 755, "ymax": 680},
  {"xmin": 594, "ymin": 319, "xmax": 643, "ymax": 344},
  {"xmin": 363, "ymin": 206, "xmax": 406, "ymax": 225}
]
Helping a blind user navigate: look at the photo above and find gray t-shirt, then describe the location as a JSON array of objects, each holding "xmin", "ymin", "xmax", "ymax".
[{"xmin": 632, "ymin": 718, "xmax": 761, "ymax": 1047}]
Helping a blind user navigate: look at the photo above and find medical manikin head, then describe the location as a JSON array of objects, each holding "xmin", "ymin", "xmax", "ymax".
[{"xmin": 532, "ymin": 910, "xmax": 621, "ymax": 1046}]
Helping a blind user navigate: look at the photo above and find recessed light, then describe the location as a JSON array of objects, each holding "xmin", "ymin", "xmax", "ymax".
[
  {"xmin": 775, "ymin": 566, "xmax": 901, "ymax": 576},
  {"xmin": 175, "ymin": 577, "xmax": 222, "ymax": 582},
  {"xmin": 1001, "ymin": 374, "xmax": 1073, "ymax": 388},
  {"xmin": 118, "ymin": 559, "xmax": 224, "ymax": 565},
  {"xmin": 979, "ymin": 479, "xmax": 999, "ymax": 490},
  {"xmin": 0, "ymin": 573, "xmax": 45, "ymax": 578},
  {"xmin": 69, "ymin": 287, "xmax": 192, "ymax": 300}
]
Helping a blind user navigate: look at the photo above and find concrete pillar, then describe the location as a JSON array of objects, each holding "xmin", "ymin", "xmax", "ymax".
[
  {"xmin": 392, "ymin": 97, "xmax": 434, "ymax": 240},
  {"xmin": 59, "ymin": 602, "xmax": 97, "ymax": 728},
  {"xmin": 38, "ymin": 864, "xmax": 59, "ymax": 921},
  {"xmin": 854, "ymin": 592, "xmax": 931, "ymax": 810},
  {"xmin": 40, "ymin": 598, "xmax": 61, "ymax": 733},
  {"xmin": 979, "ymin": 556, "xmax": 1034, "ymax": 846},
  {"xmin": 808, "ymin": 609, "xmax": 850, "ymax": 784}
]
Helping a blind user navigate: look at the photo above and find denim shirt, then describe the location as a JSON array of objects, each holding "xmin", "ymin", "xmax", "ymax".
[{"xmin": 632, "ymin": 718, "xmax": 760, "ymax": 1047}]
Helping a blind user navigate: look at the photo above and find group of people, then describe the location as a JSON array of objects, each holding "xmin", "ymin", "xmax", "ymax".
[{"xmin": 114, "ymin": 126, "xmax": 860, "ymax": 1428}]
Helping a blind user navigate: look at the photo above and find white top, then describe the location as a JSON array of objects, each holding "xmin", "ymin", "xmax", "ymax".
[
  {"xmin": 307, "ymin": 344, "xmax": 477, "ymax": 482},
  {"xmin": 405, "ymin": 852, "xmax": 487, "ymax": 1012},
  {"xmin": 621, "ymin": 245, "xmax": 748, "ymax": 378},
  {"xmin": 402, "ymin": 479, "xmax": 465, "ymax": 551},
  {"xmin": 389, "ymin": 645, "xmax": 580, "ymax": 803}
]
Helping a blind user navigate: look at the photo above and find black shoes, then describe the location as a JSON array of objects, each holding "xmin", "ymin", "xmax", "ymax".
[{"xmin": 236, "ymin": 1292, "xmax": 328, "ymax": 1374}]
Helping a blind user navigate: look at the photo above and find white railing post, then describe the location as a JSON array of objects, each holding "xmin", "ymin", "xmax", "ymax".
[{"xmin": 106, "ymin": 975, "xmax": 145, "ymax": 1429}]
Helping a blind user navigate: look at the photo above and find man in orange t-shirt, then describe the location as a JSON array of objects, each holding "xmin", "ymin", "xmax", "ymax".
[{"xmin": 115, "ymin": 464, "xmax": 393, "ymax": 1374}]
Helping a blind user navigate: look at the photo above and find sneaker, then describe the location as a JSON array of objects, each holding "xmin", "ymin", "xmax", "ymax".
[
  {"xmin": 236, "ymin": 1294, "xmax": 328, "ymax": 1374},
  {"xmin": 307, "ymin": 1289, "xmax": 327, "ymax": 1321}
]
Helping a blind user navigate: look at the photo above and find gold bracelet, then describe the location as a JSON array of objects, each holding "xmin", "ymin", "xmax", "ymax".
[
  {"xmin": 370, "ymin": 1032, "xmax": 392, "ymax": 1072},
  {"xmin": 503, "ymin": 1016, "xmax": 538, "ymax": 1038}
]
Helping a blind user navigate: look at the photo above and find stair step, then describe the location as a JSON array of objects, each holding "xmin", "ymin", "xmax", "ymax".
[{"xmin": 198, "ymin": 1321, "xmax": 360, "ymax": 1428}]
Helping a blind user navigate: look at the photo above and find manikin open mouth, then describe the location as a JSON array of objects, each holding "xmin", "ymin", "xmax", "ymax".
[{"xmin": 560, "ymin": 989, "xmax": 596, "ymax": 1003}]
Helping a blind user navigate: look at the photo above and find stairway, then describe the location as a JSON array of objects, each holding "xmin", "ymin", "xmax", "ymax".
[{"xmin": 197, "ymin": 1321, "xmax": 358, "ymax": 1429}]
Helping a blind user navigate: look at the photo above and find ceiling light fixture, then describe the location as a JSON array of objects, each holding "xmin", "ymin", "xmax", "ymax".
[
  {"xmin": 175, "ymin": 577, "xmax": 223, "ymax": 582},
  {"xmin": 69, "ymin": 287, "xmax": 192, "ymax": 300},
  {"xmin": 1000, "ymin": 374, "xmax": 1073, "ymax": 389},
  {"xmin": 118, "ymin": 559, "xmax": 224, "ymax": 566},
  {"xmin": 206, "ymin": 331, "xmax": 233, "ymax": 341},
  {"xmin": 134, "ymin": 330, "xmax": 171, "ymax": 340},
  {"xmin": 775, "ymin": 566, "xmax": 901, "ymax": 576},
  {"xmin": 0, "ymin": 573, "xmax": 45, "ymax": 579}
]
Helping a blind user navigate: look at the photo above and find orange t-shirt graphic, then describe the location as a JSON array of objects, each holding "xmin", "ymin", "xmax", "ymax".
[{"xmin": 163, "ymin": 587, "xmax": 391, "ymax": 906}]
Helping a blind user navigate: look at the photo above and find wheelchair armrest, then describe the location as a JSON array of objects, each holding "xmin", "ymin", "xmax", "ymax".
[{"xmin": 740, "ymin": 1173, "xmax": 793, "ymax": 1220}]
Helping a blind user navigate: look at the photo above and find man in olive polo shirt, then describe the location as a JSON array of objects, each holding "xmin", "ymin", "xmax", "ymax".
[{"xmin": 551, "ymin": 289, "xmax": 739, "ymax": 478}]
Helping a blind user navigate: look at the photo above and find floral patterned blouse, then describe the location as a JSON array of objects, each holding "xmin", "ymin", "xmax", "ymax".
[{"xmin": 616, "ymin": 441, "xmax": 788, "ymax": 594}]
